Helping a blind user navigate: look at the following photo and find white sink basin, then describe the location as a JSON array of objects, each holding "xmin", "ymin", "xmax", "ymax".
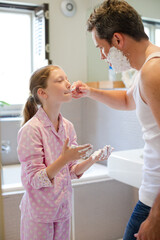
[{"xmin": 108, "ymin": 148, "xmax": 144, "ymax": 188}]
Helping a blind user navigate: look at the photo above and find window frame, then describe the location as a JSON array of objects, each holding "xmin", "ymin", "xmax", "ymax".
[
  {"xmin": 0, "ymin": 2, "xmax": 51, "ymax": 117},
  {"xmin": 142, "ymin": 17, "xmax": 160, "ymax": 45}
]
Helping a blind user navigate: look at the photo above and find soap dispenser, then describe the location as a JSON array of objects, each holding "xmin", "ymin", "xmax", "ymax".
[{"xmin": 108, "ymin": 65, "xmax": 116, "ymax": 81}]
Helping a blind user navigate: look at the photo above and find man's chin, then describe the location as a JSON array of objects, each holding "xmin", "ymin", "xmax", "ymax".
[{"xmin": 112, "ymin": 66, "xmax": 132, "ymax": 73}]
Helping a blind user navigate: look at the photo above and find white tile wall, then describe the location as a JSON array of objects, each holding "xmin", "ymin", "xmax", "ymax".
[
  {"xmin": 62, "ymin": 98, "xmax": 144, "ymax": 154},
  {"xmin": 81, "ymin": 98, "xmax": 144, "ymax": 152},
  {"xmin": 61, "ymin": 98, "xmax": 83, "ymax": 144}
]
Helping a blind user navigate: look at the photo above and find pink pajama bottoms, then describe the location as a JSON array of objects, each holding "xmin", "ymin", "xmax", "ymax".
[{"xmin": 20, "ymin": 215, "xmax": 71, "ymax": 240}]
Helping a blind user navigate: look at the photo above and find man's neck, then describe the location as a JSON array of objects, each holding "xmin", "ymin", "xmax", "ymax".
[{"xmin": 127, "ymin": 39, "xmax": 150, "ymax": 70}]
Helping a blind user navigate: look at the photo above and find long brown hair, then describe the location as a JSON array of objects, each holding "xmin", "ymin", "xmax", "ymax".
[{"xmin": 21, "ymin": 65, "xmax": 60, "ymax": 126}]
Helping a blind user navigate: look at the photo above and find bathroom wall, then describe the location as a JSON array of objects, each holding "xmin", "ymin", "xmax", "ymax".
[
  {"xmin": 81, "ymin": 98, "xmax": 144, "ymax": 152},
  {"xmin": 127, "ymin": 0, "xmax": 160, "ymax": 18},
  {"xmin": 61, "ymin": 98, "xmax": 144, "ymax": 160},
  {"xmin": 88, "ymin": 0, "xmax": 160, "ymax": 18}
]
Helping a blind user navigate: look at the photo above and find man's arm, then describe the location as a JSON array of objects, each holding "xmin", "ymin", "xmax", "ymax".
[
  {"xmin": 89, "ymin": 85, "xmax": 135, "ymax": 110},
  {"xmin": 72, "ymin": 81, "xmax": 136, "ymax": 111},
  {"xmin": 135, "ymin": 192, "xmax": 160, "ymax": 240}
]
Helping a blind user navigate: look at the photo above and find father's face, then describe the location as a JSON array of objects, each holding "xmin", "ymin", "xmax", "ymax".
[
  {"xmin": 91, "ymin": 28, "xmax": 132, "ymax": 73},
  {"xmin": 92, "ymin": 28, "xmax": 111, "ymax": 61}
]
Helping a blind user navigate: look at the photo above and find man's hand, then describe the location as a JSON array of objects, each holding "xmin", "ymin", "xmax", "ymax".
[
  {"xmin": 134, "ymin": 214, "xmax": 160, "ymax": 240},
  {"xmin": 71, "ymin": 81, "xmax": 90, "ymax": 98}
]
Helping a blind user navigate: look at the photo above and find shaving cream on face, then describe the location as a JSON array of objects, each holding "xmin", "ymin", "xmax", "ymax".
[
  {"xmin": 106, "ymin": 47, "xmax": 131, "ymax": 73},
  {"xmin": 91, "ymin": 145, "xmax": 113, "ymax": 161}
]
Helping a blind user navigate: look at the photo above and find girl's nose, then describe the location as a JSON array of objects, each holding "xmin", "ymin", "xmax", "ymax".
[{"xmin": 66, "ymin": 80, "xmax": 71, "ymax": 88}]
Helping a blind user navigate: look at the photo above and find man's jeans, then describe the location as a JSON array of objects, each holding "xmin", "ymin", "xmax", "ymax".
[{"xmin": 123, "ymin": 200, "xmax": 151, "ymax": 240}]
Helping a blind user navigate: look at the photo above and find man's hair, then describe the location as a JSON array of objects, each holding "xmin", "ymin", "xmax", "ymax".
[{"xmin": 87, "ymin": 0, "xmax": 149, "ymax": 43}]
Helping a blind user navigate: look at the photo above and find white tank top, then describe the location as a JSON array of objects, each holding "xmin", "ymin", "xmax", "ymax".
[{"xmin": 133, "ymin": 52, "xmax": 160, "ymax": 207}]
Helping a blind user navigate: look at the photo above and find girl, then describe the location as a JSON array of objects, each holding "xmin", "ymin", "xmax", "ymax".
[{"xmin": 17, "ymin": 65, "xmax": 111, "ymax": 240}]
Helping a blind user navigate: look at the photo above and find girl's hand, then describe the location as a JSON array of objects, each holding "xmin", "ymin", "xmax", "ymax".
[
  {"xmin": 61, "ymin": 138, "xmax": 93, "ymax": 163},
  {"xmin": 71, "ymin": 145, "xmax": 113, "ymax": 176},
  {"xmin": 90, "ymin": 145, "xmax": 114, "ymax": 163},
  {"xmin": 71, "ymin": 81, "xmax": 90, "ymax": 99}
]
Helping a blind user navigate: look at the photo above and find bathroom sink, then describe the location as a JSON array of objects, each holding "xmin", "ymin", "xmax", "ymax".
[{"xmin": 108, "ymin": 148, "xmax": 144, "ymax": 188}]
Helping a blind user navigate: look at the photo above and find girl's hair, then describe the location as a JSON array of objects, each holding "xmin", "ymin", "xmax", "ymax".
[
  {"xmin": 21, "ymin": 65, "xmax": 60, "ymax": 126},
  {"xmin": 87, "ymin": 0, "xmax": 149, "ymax": 44}
]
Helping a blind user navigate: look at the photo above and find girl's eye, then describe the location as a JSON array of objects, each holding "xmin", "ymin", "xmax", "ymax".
[{"xmin": 57, "ymin": 78, "xmax": 63, "ymax": 82}]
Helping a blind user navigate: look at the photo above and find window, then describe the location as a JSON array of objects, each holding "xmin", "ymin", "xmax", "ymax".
[
  {"xmin": 122, "ymin": 17, "xmax": 160, "ymax": 89},
  {"xmin": 143, "ymin": 17, "xmax": 160, "ymax": 47},
  {"xmin": 0, "ymin": 2, "xmax": 51, "ymax": 117}
]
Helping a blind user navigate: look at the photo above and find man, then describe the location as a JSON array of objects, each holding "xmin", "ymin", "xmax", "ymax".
[{"xmin": 72, "ymin": 0, "xmax": 160, "ymax": 239}]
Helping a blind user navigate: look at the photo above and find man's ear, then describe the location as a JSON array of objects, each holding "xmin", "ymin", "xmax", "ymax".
[
  {"xmin": 112, "ymin": 32, "xmax": 124, "ymax": 49},
  {"xmin": 37, "ymin": 88, "xmax": 48, "ymax": 99}
]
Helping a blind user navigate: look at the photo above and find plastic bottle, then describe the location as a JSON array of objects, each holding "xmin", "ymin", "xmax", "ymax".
[{"xmin": 108, "ymin": 65, "xmax": 116, "ymax": 81}]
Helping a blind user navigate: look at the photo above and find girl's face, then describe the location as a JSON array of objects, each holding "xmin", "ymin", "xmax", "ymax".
[{"xmin": 43, "ymin": 68, "xmax": 72, "ymax": 104}]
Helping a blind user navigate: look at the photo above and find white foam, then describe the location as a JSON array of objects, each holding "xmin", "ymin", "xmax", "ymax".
[
  {"xmin": 91, "ymin": 145, "xmax": 113, "ymax": 161},
  {"xmin": 71, "ymin": 144, "xmax": 113, "ymax": 161},
  {"xmin": 71, "ymin": 144, "xmax": 93, "ymax": 159},
  {"xmin": 106, "ymin": 47, "xmax": 131, "ymax": 73},
  {"xmin": 70, "ymin": 84, "xmax": 76, "ymax": 92}
]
